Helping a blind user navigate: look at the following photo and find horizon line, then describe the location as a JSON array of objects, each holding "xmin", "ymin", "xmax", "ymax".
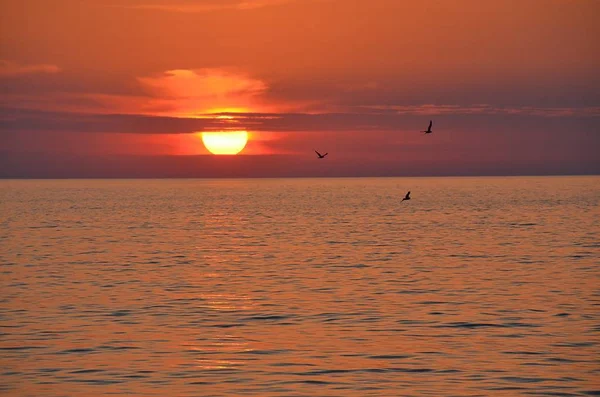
[{"xmin": 1, "ymin": 173, "xmax": 598, "ymax": 181}]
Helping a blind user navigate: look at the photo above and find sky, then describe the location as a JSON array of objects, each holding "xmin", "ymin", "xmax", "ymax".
[{"xmin": 0, "ymin": 0, "xmax": 599, "ymax": 177}]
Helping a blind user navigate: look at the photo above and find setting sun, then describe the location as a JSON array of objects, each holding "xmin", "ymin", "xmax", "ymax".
[{"xmin": 201, "ymin": 131, "xmax": 248, "ymax": 155}]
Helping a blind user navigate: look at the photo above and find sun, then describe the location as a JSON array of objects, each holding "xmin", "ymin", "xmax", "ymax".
[{"xmin": 201, "ymin": 131, "xmax": 248, "ymax": 155}]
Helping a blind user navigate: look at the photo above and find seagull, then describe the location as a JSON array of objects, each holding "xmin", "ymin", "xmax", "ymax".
[
  {"xmin": 402, "ymin": 191, "xmax": 411, "ymax": 202},
  {"xmin": 315, "ymin": 150, "xmax": 328, "ymax": 159},
  {"xmin": 421, "ymin": 120, "xmax": 433, "ymax": 134}
]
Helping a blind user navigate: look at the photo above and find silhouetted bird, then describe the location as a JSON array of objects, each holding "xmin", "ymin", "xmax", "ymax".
[
  {"xmin": 315, "ymin": 150, "xmax": 328, "ymax": 159},
  {"xmin": 421, "ymin": 120, "xmax": 433, "ymax": 134},
  {"xmin": 402, "ymin": 191, "xmax": 411, "ymax": 201}
]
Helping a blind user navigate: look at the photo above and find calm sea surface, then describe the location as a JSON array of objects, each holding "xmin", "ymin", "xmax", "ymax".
[{"xmin": 1, "ymin": 177, "xmax": 599, "ymax": 396}]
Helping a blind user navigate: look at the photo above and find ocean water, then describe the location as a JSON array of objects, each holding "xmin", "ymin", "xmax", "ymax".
[{"xmin": 1, "ymin": 176, "xmax": 599, "ymax": 397}]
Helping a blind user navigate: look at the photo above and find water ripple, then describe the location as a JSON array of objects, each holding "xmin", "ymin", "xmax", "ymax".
[{"xmin": 1, "ymin": 176, "xmax": 598, "ymax": 396}]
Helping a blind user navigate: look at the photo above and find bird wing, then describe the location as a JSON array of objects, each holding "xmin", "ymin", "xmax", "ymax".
[
  {"xmin": 323, "ymin": 153, "xmax": 328, "ymax": 157},
  {"xmin": 405, "ymin": 191, "xmax": 411, "ymax": 199},
  {"xmin": 315, "ymin": 150, "xmax": 322, "ymax": 157},
  {"xmin": 428, "ymin": 120, "xmax": 432, "ymax": 129}
]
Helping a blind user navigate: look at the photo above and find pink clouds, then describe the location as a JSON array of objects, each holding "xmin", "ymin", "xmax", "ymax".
[
  {"xmin": 0, "ymin": 60, "xmax": 61, "ymax": 77},
  {"xmin": 137, "ymin": 68, "xmax": 269, "ymax": 115},
  {"xmin": 359, "ymin": 104, "xmax": 600, "ymax": 117},
  {"xmin": 0, "ymin": 68, "xmax": 278, "ymax": 116}
]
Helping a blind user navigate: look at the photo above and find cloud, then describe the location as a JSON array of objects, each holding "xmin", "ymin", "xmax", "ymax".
[
  {"xmin": 357, "ymin": 104, "xmax": 600, "ymax": 117},
  {"xmin": 0, "ymin": 67, "xmax": 318, "ymax": 116},
  {"xmin": 137, "ymin": 69, "xmax": 269, "ymax": 115},
  {"xmin": 0, "ymin": 68, "xmax": 275, "ymax": 116},
  {"xmin": 0, "ymin": 107, "xmax": 222, "ymax": 134},
  {"xmin": 0, "ymin": 60, "xmax": 61, "ymax": 77},
  {"xmin": 0, "ymin": 63, "xmax": 597, "ymax": 134},
  {"xmin": 3, "ymin": 106, "xmax": 598, "ymax": 137}
]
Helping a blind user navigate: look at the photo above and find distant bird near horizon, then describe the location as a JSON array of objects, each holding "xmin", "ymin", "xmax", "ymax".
[
  {"xmin": 315, "ymin": 150, "xmax": 328, "ymax": 159},
  {"xmin": 422, "ymin": 120, "xmax": 433, "ymax": 134},
  {"xmin": 402, "ymin": 191, "xmax": 411, "ymax": 202}
]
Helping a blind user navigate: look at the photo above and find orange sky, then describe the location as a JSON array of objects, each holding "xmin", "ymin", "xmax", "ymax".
[{"xmin": 0, "ymin": 0, "xmax": 599, "ymax": 177}]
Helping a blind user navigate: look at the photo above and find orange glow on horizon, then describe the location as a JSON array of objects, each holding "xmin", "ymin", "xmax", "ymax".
[{"xmin": 209, "ymin": 107, "xmax": 251, "ymax": 115}]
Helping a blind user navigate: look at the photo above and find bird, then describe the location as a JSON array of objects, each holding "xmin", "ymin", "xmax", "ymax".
[
  {"xmin": 315, "ymin": 150, "xmax": 328, "ymax": 159},
  {"xmin": 421, "ymin": 120, "xmax": 433, "ymax": 134},
  {"xmin": 402, "ymin": 191, "xmax": 411, "ymax": 202}
]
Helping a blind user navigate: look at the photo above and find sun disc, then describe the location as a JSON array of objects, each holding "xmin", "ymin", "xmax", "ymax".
[{"xmin": 201, "ymin": 131, "xmax": 248, "ymax": 155}]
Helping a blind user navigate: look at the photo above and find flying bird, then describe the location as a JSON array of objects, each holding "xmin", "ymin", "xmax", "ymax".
[
  {"xmin": 402, "ymin": 191, "xmax": 411, "ymax": 202},
  {"xmin": 422, "ymin": 120, "xmax": 433, "ymax": 134},
  {"xmin": 315, "ymin": 150, "xmax": 328, "ymax": 159}
]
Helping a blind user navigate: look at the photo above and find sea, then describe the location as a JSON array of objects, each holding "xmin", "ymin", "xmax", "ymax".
[{"xmin": 1, "ymin": 176, "xmax": 599, "ymax": 396}]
